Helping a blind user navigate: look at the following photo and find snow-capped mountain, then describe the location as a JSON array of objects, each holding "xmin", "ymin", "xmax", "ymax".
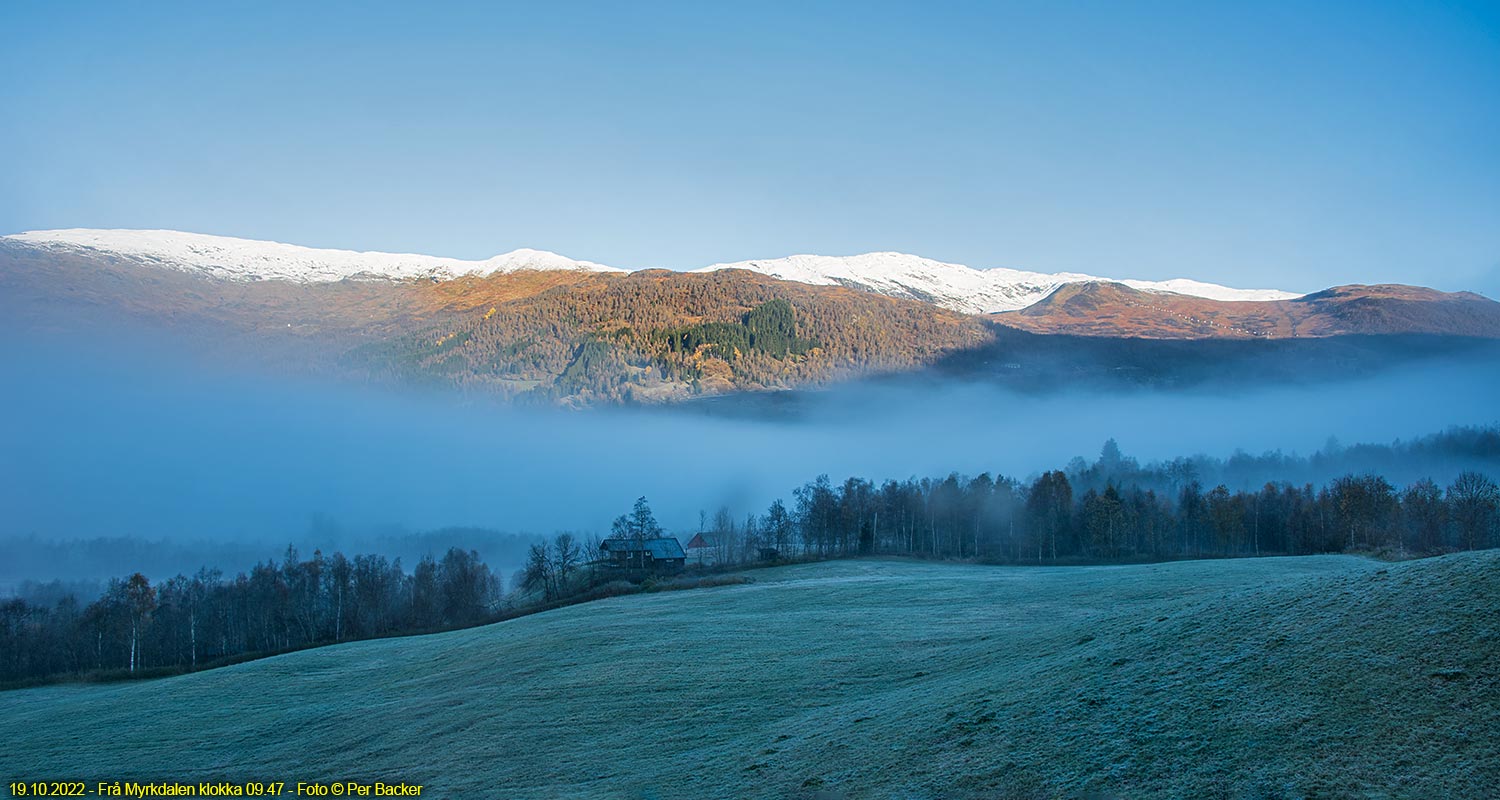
[
  {"xmin": 2, "ymin": 229, "xmax": 1300, "ymax": 313},
  {"xmin": 2, "ymin": 229, "xmax": 625, "ymax": 283},
  {"xmin": 3, "ymin": 229, "xmax": 1495, "ymax": 405},
  {"xmin": 695, "ymin": 253, "xmax": 1300, "ymax": 314}
]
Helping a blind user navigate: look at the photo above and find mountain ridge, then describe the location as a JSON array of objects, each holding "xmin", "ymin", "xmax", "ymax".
[
  {"xmin": 4, "ymin": 228, "xmax": 1298, "ymax": 313},
  {"xmin": 3, "ymin": 228, "xmax": 626, "ymax": 283},
  {"xmin": 996, "ymin": 280, "xmax": 1500, "ymax": 339},
  {"xmin": 697, "ymin": 251, "xmax": 1300, "ymax": 313},
  {"xmin": 5, "ymin": 231, "xmax": 1499, "ymax": 405}
]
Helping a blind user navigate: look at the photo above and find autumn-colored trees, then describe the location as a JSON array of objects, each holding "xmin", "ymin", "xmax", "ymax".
[{"xmin": 353, "ymin": 271, "xmax": 988, "ymax": 404}]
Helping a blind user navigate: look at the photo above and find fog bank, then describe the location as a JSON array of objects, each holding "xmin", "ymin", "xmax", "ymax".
[{"xmin": 2, "ymin": 336, "xmax": 1496, "ymax": 581}]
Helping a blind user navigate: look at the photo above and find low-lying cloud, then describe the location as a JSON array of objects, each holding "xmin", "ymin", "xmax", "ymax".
[{"xmin": 2, "ymin": 331, "xmax": 1496, "ymax": 582}]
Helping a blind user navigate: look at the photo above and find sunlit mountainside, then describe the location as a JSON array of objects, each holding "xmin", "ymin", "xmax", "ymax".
[{"xmin": 3, "ymin": 229, "xmax": 1498, "ymax": 405}]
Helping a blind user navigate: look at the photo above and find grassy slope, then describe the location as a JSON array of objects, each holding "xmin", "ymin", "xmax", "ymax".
[{"xmin": 3, "ymin": 553, "xmax": 1497, "ymax": 799}]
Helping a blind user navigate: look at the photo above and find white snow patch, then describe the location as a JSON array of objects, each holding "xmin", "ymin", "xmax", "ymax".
[
  {"xmin": 4, "ymin": 229, "xmax": 1301, "ymax": 311},
  {"xmin": 696, "ymin": 252, "xmax": 1300, "ymax": 313},
  {"xmin": 2, "ymin": 229, "xmax": 625, "ymax": 283}
]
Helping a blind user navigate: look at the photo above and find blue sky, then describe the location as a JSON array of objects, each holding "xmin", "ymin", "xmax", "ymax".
[{"xmin": 1, "ymin": 1, "xmax": 1497, "ymax": 293}]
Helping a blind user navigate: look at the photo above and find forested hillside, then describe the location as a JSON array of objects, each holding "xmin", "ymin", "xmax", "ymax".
[
  {"xmin": 0, "ymin": 245, "xmax": 990, "ymax": 404},
  {"xmin": 997, "ymin": 281, "xmax": 1500, "ymax": 339},
  {"xmin": 8, "ymin": 241, "xmax": 1500, "ymax": 405},
  {"xmin": 320, "ymin": 270, "xmax": 991, "ymax": 403}
]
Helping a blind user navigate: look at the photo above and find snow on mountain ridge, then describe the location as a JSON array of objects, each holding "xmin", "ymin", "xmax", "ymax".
[
  {"xmin": 696, "ymin": 252, "xmax": 1300, "ymax": 313},
  {"xmin": 3, "ymin": 229, "xmax": 1302, "ymax": 312},
  {"xmin": 3, "ymin": 229, "xmax": 624, "ymax": 283}
]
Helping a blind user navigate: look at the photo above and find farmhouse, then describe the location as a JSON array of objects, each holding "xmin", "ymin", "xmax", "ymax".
[
  {"xmin": 599, "ymin": 537, "xmax": 687, "ymax": 572},
  {"xmin": 685, "ymin": 532, "xmax": 722, "ymax": 564}
]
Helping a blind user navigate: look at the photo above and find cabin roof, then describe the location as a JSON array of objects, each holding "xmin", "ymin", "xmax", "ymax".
[{"xmin": 600, "ymin": 537, "xmax": 686, "ymax": 560}]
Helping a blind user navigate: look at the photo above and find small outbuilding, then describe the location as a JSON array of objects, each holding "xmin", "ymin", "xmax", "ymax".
[
  {"xmin": 685, "ymin": 532, "xmax": 722, "ymax": 564},
  {"xmin": 599, "ymin": 537, "xmax": 687, "ymax": 573}
]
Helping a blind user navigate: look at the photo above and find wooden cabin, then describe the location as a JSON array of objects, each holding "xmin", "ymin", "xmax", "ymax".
[{"xmin": 598, "ymin": 537, "xmax": 687, "ymax": 573}]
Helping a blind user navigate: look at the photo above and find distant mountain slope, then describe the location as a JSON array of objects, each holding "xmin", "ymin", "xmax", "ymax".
[
  {"xmin": 4, "ymin": 232, "xmax": 1497, "ymax": 403},
  {"xmin": 0, "ymin": 240, "xmax": 989, "ymax": 404},
  {"xmin": 4, "ymin": 229, "xmax": 1296, "ymax": 313},
  {"xmin": 6, "ymin": 554, "xmax": 1496, "ymax": 798},
  {"xmin": 996, "ymin": 281, "xmax": 1500, "ymax": 339},
  {"xmin": 342, "ymin": 269, "xmax": 992, "ymax": 404},
  {"xmin": 696, "ymin": 251, "xmax": 1298, "ymax": 313},
  {"xmin": 3, "ymin": 229, "xmax": 624, "ymax": 283},
  {"xmin": 0, "ymin": 236, "xmax": 602, "ymax": 341}
]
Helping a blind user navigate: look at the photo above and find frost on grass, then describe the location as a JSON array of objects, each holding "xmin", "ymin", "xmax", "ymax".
[{"xmin": 3, "ymin": 552, "xmax": 1497, "ymax": 799}]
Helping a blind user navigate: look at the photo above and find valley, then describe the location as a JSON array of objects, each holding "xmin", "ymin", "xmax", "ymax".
[{"xmin": 4, "ymin": 554, "xmax": 1495, "ymax": 798}]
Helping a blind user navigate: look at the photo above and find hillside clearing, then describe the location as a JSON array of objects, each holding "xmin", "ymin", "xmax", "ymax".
[{"xmin": 3, "ymin": 553, "xmax": 1497, "ymax": 799}]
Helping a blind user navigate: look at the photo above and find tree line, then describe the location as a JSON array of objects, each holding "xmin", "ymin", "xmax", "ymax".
[
  {"xmin": 689, "ymin": 439, "xmax": 1499, "ymax": 566},
  {"xmin": 5, "ymin": 433, "xmax": 1498, "ymax": 687},
  {"xmin": 1, "ymin": 546, "xmax": 500, "ymax": 687}
]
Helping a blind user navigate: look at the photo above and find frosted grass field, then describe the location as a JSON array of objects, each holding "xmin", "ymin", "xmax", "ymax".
[{"xmin": 3, "ymin": 553, "xmax": 1497, "ymax": 799}]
